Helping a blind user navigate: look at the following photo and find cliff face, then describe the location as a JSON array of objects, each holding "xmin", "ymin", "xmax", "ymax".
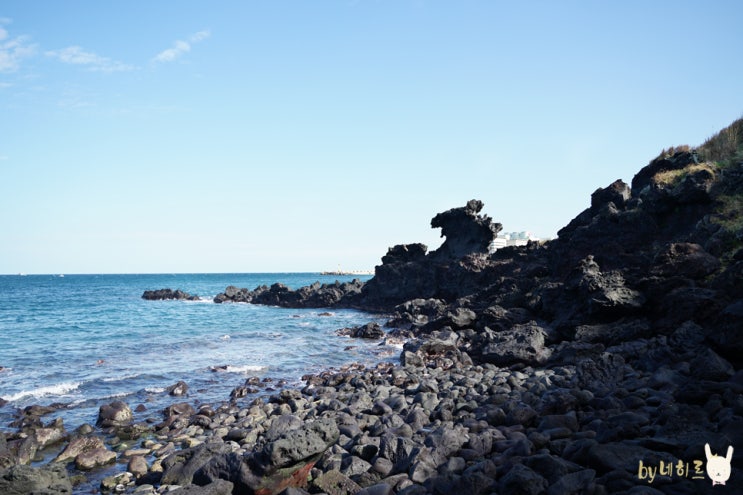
[{"xmin": 360, "ymin": 120, "xmax": 742, "ymax": 369}]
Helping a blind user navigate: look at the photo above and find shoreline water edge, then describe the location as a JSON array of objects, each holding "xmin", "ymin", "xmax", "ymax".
[{"xmin": 2, "ymin": 122, "xmax": 743, "ymax": 494}]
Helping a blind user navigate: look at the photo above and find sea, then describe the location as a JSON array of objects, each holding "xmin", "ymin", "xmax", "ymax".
[{"xmin": 0, "ymin": 273, "xmax": 391, "ymax": 433}]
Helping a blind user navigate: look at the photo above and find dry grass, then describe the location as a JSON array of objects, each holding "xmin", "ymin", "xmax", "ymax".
[
  {"xmin": 652, "ymin": 162, "xmax": 716, "ymax": 187},
  {"xmin": 699, "ymin": 117, "xmax": 743, "ymax": 165},
  {"xmin": 654, "ymin": 145, "xmax": 691, "ymax": 161}
]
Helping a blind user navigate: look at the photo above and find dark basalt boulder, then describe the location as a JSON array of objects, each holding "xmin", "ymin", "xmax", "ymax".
[
  {"xmin": 161, "ymin": 443, "xmax": 235, "ymax": 486},
  {"xmin": 191, "ymin": 418, "xmax": 339, "ymax": 494},
  {"xmin": 477, "ymin": 321, "xmax": 552, "ymax": 367},
  {"xmin": 590, "ymin": 179, "xmax": 631, "ymax": 213},
  {"xmin": 337, "ymin": 322, "xmax": 385, "ymax": 339},
  {"xmin": 142, "ymin": 288, "xmax": 199, "ymax": 301},
  {"xmin": 0, "ymin": 463, "xmax": 73, "ymax": 494},
  {"xmin": 651, "ymin": 242, "xmax": 720, "ymax": 279},
  {"xmin": 96, "ymin": 400, "xmax": 133, "ymax": 428}
]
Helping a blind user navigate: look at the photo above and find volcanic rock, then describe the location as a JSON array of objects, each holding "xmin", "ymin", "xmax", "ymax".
[{"xmin": 142, "ymin": 288, "xmax": 199, "ymax": 301}]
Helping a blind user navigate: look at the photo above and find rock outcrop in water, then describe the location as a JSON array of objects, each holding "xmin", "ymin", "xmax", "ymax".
[
  {"xmin": 214, "ymin": 279, "xmax": 365, "ymax": 307},
  {"xmin": 142, "ymin": 289, "xmax": 200, "ymax": 301}
]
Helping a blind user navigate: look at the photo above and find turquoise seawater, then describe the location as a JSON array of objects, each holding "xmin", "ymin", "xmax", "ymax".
[{"xmin": 0, "ymin": 273, "xmax": 388, "ymax": 430}]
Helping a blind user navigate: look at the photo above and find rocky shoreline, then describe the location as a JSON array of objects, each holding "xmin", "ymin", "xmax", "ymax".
[{"xmin": 1, "ymin": 121, "xmax": 742, "ymax": 494}]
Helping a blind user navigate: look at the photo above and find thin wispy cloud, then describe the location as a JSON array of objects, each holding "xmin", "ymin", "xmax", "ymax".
[
  {"xmin": 153, "ymin": 30, "xmax": 210, "ymax": 63},
  {"xmin": 45, "ymin": 46, "xmax": 135, "ymax": 73},
  {"xmin": 0, "ymin": 20, "xmax": 37, "ymax": 72}
]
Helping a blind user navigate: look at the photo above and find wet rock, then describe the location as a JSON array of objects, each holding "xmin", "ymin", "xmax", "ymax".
[
  {"xmin": 22, "ymin": 404, "xmax": 57, "ymax": 418},
  {"xmin": 75, "ymin": 447, "xmax": 116, "ymax": 470},
  {"xmin": 338, "ymin": 323, "xmax": 385, "ymax": 339},
  {"xmin": 167, "ymin": 380, "xmax": 190, "ymax": 396},
  {"xmin": 97, "ymin": 400, "xmax": 133, "ymax": 427},
  {"xmin": 164, "ymin": 402, "xmax": 196, "ymax": 418},
  {"xmin": 53, "ymin": 436, "xmax": 106, "ymax": 464},
  {"xmin": 128, "ymin": 455, "xmax": 148, "ymax": 478},
  {"xmin": 34, "ymin": 418, "xmax": 66, "ymax": 448}
]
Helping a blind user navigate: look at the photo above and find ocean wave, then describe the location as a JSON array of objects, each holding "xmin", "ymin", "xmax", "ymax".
[
  {"xmin": 101, "ymin": 373, "xmax": 140, "ymax": 382},
  {"xmin": 4, "ymin": 381, "xmax": 82, "ymax": 402},
  {"xmin": 144, "ymin": 386, "xmax": 166, "ymax": 394},
  {"xmin": 186, "ymin": 297, "xmax": 215, "ymax": 304},
  {"xmin": 208, "ymin": 364, "xmax": 268, "ymax": 374}
]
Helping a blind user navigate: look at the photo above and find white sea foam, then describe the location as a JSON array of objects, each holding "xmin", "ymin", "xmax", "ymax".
[
  {"xmin": 224, "ymin": 364, "xmax": 268, "ymax": 374},
  {"xmin": 102, "ymin": 374, "xmax": 140, "ymax": 382},
  {"xmin": 5, "ymin": 381, "xmax": 82, "ymax": 402},
  {"xmin": 144, "ymin": 386, "xmax": 166, "ymax": 394},
  {"xmin": 219, "ymin": 334, "xmax": 231, "ymax": 340},
  {"xmin": 186, "ymin": 297, "xmax": 214, "ymax": 304}
]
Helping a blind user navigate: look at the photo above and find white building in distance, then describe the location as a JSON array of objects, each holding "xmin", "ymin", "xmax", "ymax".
[{"xmin": 490, "ymin": 231, "xmax": 540, "ymax": 252}]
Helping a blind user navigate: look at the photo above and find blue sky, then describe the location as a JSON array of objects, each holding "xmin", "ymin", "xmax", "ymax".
[{"xmin": 1, "ymin": 1, "xmax": 742, "ymax": 274}]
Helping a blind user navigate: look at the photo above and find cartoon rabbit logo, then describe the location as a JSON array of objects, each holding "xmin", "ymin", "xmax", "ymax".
[{"xmin": 705, "ymin": 443, "xmax": 733, "ymax": 486}]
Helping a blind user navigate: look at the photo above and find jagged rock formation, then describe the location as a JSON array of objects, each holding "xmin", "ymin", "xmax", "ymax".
[
  {"xmin": 359, "ymin": 200, "xmax": 503, "ymax": 309},
  {"xmin": 428, "ymin": 199, "xmax": 502, "ymax": 260}
]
